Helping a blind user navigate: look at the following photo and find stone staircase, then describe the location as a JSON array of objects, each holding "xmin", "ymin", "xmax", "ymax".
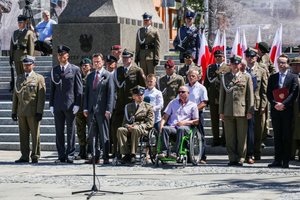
[{"xmin": 0, "ymin": 55, "xmax": 274, "ymax": 155}]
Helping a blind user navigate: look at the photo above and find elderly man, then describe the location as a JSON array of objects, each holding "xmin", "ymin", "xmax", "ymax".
[
  {"xmin": 110, "ymin": 45, "xmax": 123, "ymax": 66},
  {"xmin": 117, "ymin": 85, "xmax": 154, "ymax": 164},
  {"xmin": 158, "ymin": 86, "xmax": 199, "ymax": 160},
  {"xmin": 267, "ymin": 54, "xmax": 299, "ymax": 168},
  {"xmin": 12, "ymin": 55, "xmax": 46, "ymax": 163}
]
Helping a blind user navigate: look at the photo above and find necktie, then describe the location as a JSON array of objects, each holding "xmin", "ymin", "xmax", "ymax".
[
  {"xmin": 93, "ymin": 71, "xmax": 99, "ymax": 90},
  {"xmin": 216, "ymin": 64, "xmax": 219, "ymax": 68},
  {"xmin": 61, "ymin": 66, "xmax": 65, "ymax": 74},
  {"xmin": 167, "ymin": 76, "xmax": 170, "ymax": 81},
  {"xmin": 145, "ymin": 27, "xmax": 148, "ymax": 33},
  {"xmin": 124, "ymin": 67, "xmax": 128, "ymax": 74},
  {"xmin": 136, "ymin": 104, "xmax": 139, "ymax": 111},
  {"xmin": 25, "ymin": 73, "xmax": 28, "ymax": 79}
]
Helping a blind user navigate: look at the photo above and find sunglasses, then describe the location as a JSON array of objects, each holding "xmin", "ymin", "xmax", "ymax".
[{"xmin": 178, "ymin": 91, "xmax": 187, "ymax": 94}]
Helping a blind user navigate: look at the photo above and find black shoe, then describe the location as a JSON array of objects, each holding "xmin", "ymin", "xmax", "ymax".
[
  {"xmin": 227, "ymin": 161, "xmax": 238, "ymax": 166},
  {"xmin": 236, "ymin": 162, "xmax": 243, "ymax": 166},
  {"xmin": 211, "ymin": 141, "xmax": 221, "ymax": 147},
  {"xmin": 103, "ymin": 159, "xmax": 110, "ymax": 165},
  {"xmin": 254, "ymin": 156, "xmax": 261, "ymax": 161},
  {"xmin": 282, "ymin": 162, "xmax": 289, "ymax": 168},
  {"xmin": 55, "ymin": 158, "xmax": 66, "ymax": 163},
  {"xmin": 268, "ymin": 161, "xmax": 282, "ymax": 168},
  {"xmin": 66, "ymin": 159, "xmax": 74, "ymax": 163},
  {"xmin": 15, "ymin": 158, "xmax": 29, "ymax": 163},
  {"xmin": 261, "ymin": 143, "xmax": 266, "ymax": 148},
  {"xmin": 130, "ymin": 154, "xmax": 136, "ymax": 164},
  {"xmin": 266, "ymin": 134, "xmax": 273, "ymax": 139},
  {"xmin": 120, "ymin": 154, "xmax": 131, "ymax": 164},
  {"xmin": 31, "ymin": 159, "xmax": 38, "ymax": 163}
]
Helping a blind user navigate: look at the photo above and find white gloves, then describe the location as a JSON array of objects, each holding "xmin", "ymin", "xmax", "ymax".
[
  {"xmin": 73, "ymin": 106, "xmax": 80, "ymax": 114},
  {"xmin": 50, "ymin": 106, "xmax": 54, "ymax": 116}
]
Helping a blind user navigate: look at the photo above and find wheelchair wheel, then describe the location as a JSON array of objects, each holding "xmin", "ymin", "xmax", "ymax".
[
  {"xmin": 189, "ymin": 128, "xmax": 202, "ymax": 166},
  {"xmin": 148, "ymin": 128, "xmax": 158, "ymax": 164}
]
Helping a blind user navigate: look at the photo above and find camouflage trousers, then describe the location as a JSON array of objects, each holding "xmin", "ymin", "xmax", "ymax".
[{"xmin": 75, "ymin": 111, "xmax": 88, "ymax": 146}]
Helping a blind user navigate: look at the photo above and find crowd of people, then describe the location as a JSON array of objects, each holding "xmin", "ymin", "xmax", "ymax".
[{"xmin": 9, "ymin": 10, "xmax": 300, "ymax": 169}]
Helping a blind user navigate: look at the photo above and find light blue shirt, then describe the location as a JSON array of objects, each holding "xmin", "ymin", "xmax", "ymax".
[
  {"xmin": 164, "ymin": 99, "xmax": 199, "ymax": 127},
  {"xmin": 35, "ymin": 19, "xmax": 57, "ymax": 42},
  {"xmin": 185, "ymin": 82, "xmax": 208, "ymax": 108},
  {"xmin": 279, "ymin": 70, "xmax": 288, "ymax": 88},
  {"xmin": 144, "ymin": 87, "xmax": 163, "ymax": 123}
]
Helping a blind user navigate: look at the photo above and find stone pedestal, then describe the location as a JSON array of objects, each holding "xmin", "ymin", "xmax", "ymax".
[{"xmin": 53, "ymin": 0, "xmax": 169, "ymax": 65}]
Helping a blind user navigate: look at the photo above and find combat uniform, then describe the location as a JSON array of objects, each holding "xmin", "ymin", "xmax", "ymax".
[
  {"xmin": 9, "ymin": 15, "xmax": 35, "ymax": 75},
  {"xmin": 12, "ymin": 56, "xmax": 46, "ymax": 163},
  {"xmin": 135, "ymin": 13, "xmax": 160, "ymax": 76},
  {"xmin": 204, "ymin": 62, "xmax": 230, "ymax": 145}
]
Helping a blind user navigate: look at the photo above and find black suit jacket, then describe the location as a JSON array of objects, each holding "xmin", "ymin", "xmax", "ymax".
[
  {"xmin": 50, "ymin": 63, "xmax": 83, "ymax": 111},
  {"xmin": 83, "ymin": 69, "xmax": 115, "ymax": 115},
  {"xmin": 267, "ymin": 71, "xmax": 299, "ymax": 110}
]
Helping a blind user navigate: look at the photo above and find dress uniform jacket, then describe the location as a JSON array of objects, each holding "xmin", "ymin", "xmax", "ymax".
[
  {"xmin": 9, "ymin": 29, "xmax": 35, "ymax": 75},
  {"xmin": 117, "ymin": 101, "xmax": 154, "ymax": 155},
  {"xmin": 158, "ymin": 73, "xmax": 185, "ymax": 110},
  {"xmin": 259, "ymin": 54, "xmax": 275, "ymax": 76},
  {"xmin": 178, "ymin": 63, "xmax": 202, "ymax": 83},
  {"xmin": 12, "ymin": 71, "xmax": 46, "ymax": 161},
  {"xmin": 135, "ymin": 26, "xmax": 160, "ymax": 75},
  {"xmin": 293, "ymin": 75, "xmax": 300, "ymax": 140}
]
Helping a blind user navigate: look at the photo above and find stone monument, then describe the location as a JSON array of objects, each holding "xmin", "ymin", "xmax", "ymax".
[{"xmin": 53, "ymin": 0, "xmax": 169, "ymax": 65}]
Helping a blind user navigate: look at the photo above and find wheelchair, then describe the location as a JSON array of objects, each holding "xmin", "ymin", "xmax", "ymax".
[
  {"xmin": 112, "ymin": 128, "xmax": 158, "ymax": 166},
  {"xmin": 154, "ymin": 126, "xmax": 203, "ymax": 167}
]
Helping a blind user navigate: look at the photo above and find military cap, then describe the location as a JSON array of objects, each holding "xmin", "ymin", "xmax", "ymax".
[
  {"xmin": 185, "ymin": 11, "xmax": 195, "ymax": 18},
  {"xmin": 105, "ymin": 55, "xmax": 118, "ymax": 63},
  {"xmin": 80, "ymin": 57, "xmax": 92, "ymax": 66},
  {"xmin": 244, "ymin": 47, "xmax": 258, "ymax": 57},
  {"xmin": 22, "ymin": 55, "xmax": 35, "ymax": 64},
  {"xmin": 290, "ymin": 57, "xmax": 300, "ymax": 65},
  {"xmin": 17, "ymin": 15, "xmax": 27, "ymax": 22},
  {"xmin": 122, "ymin": 49, "xmax": 134, "ymax": 58},
  {"xmin": 142, "ymin": 12, "xmax": 152, "ymax": 20},
  {"xmin": 183, "ymin": 50, "xmax": 193, "ymax": 59},
  {"xmin": 214, "ymin": 50, "xmax": 224, "ymax": 56},
  {"xmin": 230, "ymin": 55, "xmax": 242, "ymax": 64},
  {"xmin": 111, "ymin": 45, "xmax": 122, "ymax": 50},
  {"xmin": 164, "ymin": 59, "xmax": 175, "ymax": 68},
  {"xmin": 57, "ymin": 45, "xmax": 70, "ymax": 54},
  {"xmin": 131, "ymin": 85, "xmax": 145, "ymax": 95},
  {"xmin": 258, "ymin": 42, "xmax": 269, "ymax": 53}
]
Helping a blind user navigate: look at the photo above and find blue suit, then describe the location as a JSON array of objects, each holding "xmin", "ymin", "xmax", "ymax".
[{"xmin": 50, "ymin": 63, "xmax": 83, "ymax": 160}]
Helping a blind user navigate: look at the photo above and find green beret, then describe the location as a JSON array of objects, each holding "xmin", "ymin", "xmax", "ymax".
[
  {"xmin": 80, "ymin": 57, "xmax": 92, "ymax": 65},
  {"xmin": 258, "ymin": 42, "xmax": 269, "ymax": 53}
]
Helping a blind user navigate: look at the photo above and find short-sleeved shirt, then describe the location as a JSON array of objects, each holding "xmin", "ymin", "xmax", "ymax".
[
  {"xmin": 144, "ymin": 87, "xmax": 163, "ymax": 123},
  {"xmin": 185, "ymin": 82, "xmax": 208, "ymax": 108},
  {"xmin": 35, "ymin": 19, "xmax": 57, "ymax": 42},
  {"xmin": 164, "ymin": 99, "xmax": 199, "ymax": 127}
]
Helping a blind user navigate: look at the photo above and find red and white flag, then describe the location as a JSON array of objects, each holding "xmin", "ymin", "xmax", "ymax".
[
  {"xmin": 270, "ymin": 25, "xmax": 282, "ymax": 72},
  {"xmin": 255, "ymin": 26, "xmax": 262, "ymax": 49},
  {"xmin": 240, "ymin": 29, "xmax": 248, "ymax": 59},
  {"xmin": 220, "ymin": 30, "xmax": 227, "ymax": 63},
  {"xmin": 198, "ymin": 33, "xmax": 211, "ymax": 81},
  {"xmin": 231, "ymin": 28, "xmax": 242, "ymax": 57},
  {"xmin": 209, "ymin": 29, "xmax": 221, "ymax": 64}
]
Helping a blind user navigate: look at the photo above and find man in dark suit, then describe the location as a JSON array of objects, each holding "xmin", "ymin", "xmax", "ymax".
[
  {"xmin": 50, "ymin": 45, "xmax": 83, "ymax": 163},
  {"xmin": 83, "ymin": 53, "xmax": 115, "ymax": 164},
  {"xmin": 267, "ymin": 54, "xmax": 299, "ymax": 168}
]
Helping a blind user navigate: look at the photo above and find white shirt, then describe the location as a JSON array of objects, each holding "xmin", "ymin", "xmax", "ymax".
[
  {"xmin": 186, "ymin": 82, "xmax": 208, "ymax": 109},
  {"xmin": 144, "ymin": 87, "xmax": 163, "ymax": 123},
  {"xmin": 279, "ymin": 70, "xmax": 288, "ymax": 88}
]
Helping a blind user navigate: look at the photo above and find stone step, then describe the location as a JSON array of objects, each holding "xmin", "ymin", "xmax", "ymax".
[
  {"xmin": 0, "ymin": 101, "xmax": 50, "ymax": 109},
  {"xmin": 0, "ymin": 71, "xmax": 51, "ymax": 76},
  {"xmin": 0, "ymin": 133, "xmax": 78, "ymax": 143},
  {"xmin": 0, "ymin": 56, "xmax": 52, "ymax": 61},
  {"xmin": 0, "ymin": 110, "xmax": 53, "ymax": 117},
  {"xmin": 0, "ymin": 117, "xmax": 55, "ymax": 125},
  {"xmin": 0, "ymin": 62, "xmax": 53, "ymax": 68},
  {"xmin": 0, "ymin": 125, "xmax": 57, "ymax": 133}
]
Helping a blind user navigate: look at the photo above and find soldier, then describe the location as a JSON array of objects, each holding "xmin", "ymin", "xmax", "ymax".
[
  {"xmin": 178, "ymin": 50, "xmax": 202, "ymax": 83},
  {"xmin": 244, "ymin": 48, "xmax": 268, "ymax": 163},
  {"xmin": 75, "ymin": 58, "xmax": 92, "ymax": 160},
  {"xmin": 173, "ymin": 11, "xmax": 200, "ymax": 63},
  {"xmin": 9, "ymin": 15, "xmax": 35, "ymax": 75},
  {"xmin": 111, "ymin": 49, "xmax": 146, "ymax": 157},
  {"xmin": 158, "ymin": 59, "xmax": 185, "ymax": 111},
  {"xmin": 135, "ymin": 12, "xmax": 160, "ymax": 76},
  {"xmin": 117, "ymin": 85, "xmax": 154, "ymax": 164},
  {"xmin": 50, "ymin": 45, "xmax": 83, "ymax": 163},
  {"xmin": 204, "ymin": 50, "xmax": 230, "ymax": 146},
  {"xmin": 219, "ymin": 55, "xmax": 254, "ymax": 166},
  {"xmin": 12, "ymin": 55, "xmax": 46, "ymax": 163},
  {"xmin": 110, "ymin": 44, "xmax": 123, "ymax": 67},
  {"xmin": 105, "ymin": 55, "xmax": 118, "ymax": 73}
]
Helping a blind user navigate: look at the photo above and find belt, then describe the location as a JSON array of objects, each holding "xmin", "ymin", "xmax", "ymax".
[{"xmin": 140, "ymin": 44, "xmax": 154, "ymax": 50}]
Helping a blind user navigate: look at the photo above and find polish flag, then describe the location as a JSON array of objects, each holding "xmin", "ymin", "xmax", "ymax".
[
  {"xmin": 198, "ymin": 33, "xmax": 211, "ymax": 81},
  {"xmin": 240, "ymin": 29, "xmax": 248, "ymax": 59},
  {"xmin": 270, "ymin": 25, "xmax": 282, "ymax": 72},
  {"xmin": 220, "ymin": 30, "xmax": 227, "ymax": 63},
  {"xmin": 209, "ymin": 29, "xmax": 221, "ymax": 64},
  {"xmin": 255, "ymin": 26, "xmax": 262, "ymax": 49},
  {"xmin": 231, "ymin": 28, "xmax": 242, "ymax": 57}
]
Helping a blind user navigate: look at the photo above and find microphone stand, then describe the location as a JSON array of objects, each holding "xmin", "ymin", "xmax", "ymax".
[{"xmin": 72, "ymin": 97, "xmax": 123, "ymax": 199}]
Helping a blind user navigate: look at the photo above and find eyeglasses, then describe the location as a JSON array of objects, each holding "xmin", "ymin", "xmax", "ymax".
[
  {"xmin": 178, "ymin": 91, "xmax": 187, "ymax": 94},
  {"xmin": 215, "ymin": 56, "xmax": 222, "ymax": 58}
]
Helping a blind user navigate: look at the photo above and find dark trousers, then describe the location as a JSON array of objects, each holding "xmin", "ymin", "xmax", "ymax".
[
  {"xmin": 246, "ymin": 117, "xmax": 254, "ymax": 157},
  {"xmin": 198, "ymin": 111, "xmax": 206, "ymax": 160},
  {"xmin": 35, "ymin": 40, "xmax": 52, "ymax": 55},
  {"xmin": 271, "ymin": 108, "xmax": 293, "ymax": 164},
  {"xmin": 54, "ymin": 110, "xmax": 76, "ymax": 160}
]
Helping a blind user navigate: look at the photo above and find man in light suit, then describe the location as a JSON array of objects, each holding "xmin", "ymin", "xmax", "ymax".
[
  {"xmin": 267, "ymin": 54, "xmax": 299, "ymax": 168},
  {"xmin": 219, "ymin": 55, "xmax": 254, "ymax": 166},
  {"xmin": 83, "ymin": 53, "xmax": 115, "ymax": 164},
  {"xmin": 50, "ymin": 45, "xmax": 83, "ymax": 163},
  {"xmin": 135, "ymin": 12, "xmax": 160, "ymax": 76},
  {"xmin": 117, "ymin": 85, "xmax": 154, "ymax": 164}
]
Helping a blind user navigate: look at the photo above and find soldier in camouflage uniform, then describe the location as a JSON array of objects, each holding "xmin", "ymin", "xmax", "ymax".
[
  {"xmin": 178, "ymin": 50, "xmax": 202, "ymax": 83},
  {"xmin": 204, "ymin": 50, "xmax": 230, "ymax": 146},
  {"xmin": 158, "ymin": 59, "xmax": 185, "ymax": 111},
  {"xmin": 75, "ymin": 58, "xmax": 92, "ymax": 160}
]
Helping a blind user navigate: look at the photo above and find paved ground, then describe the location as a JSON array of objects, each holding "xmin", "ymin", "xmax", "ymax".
[{"xmin": 0, "ymin": 150, "xmax": 299, "ymax": 200}]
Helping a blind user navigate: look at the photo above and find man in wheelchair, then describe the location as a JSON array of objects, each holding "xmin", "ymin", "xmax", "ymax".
[
  {"xmin": 158, "ymin": 86, "xmax": 199, "ymax": 161},
  {"xmin": 117, "ymin": 85, "xmax": 154, "ymax": 164}
]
